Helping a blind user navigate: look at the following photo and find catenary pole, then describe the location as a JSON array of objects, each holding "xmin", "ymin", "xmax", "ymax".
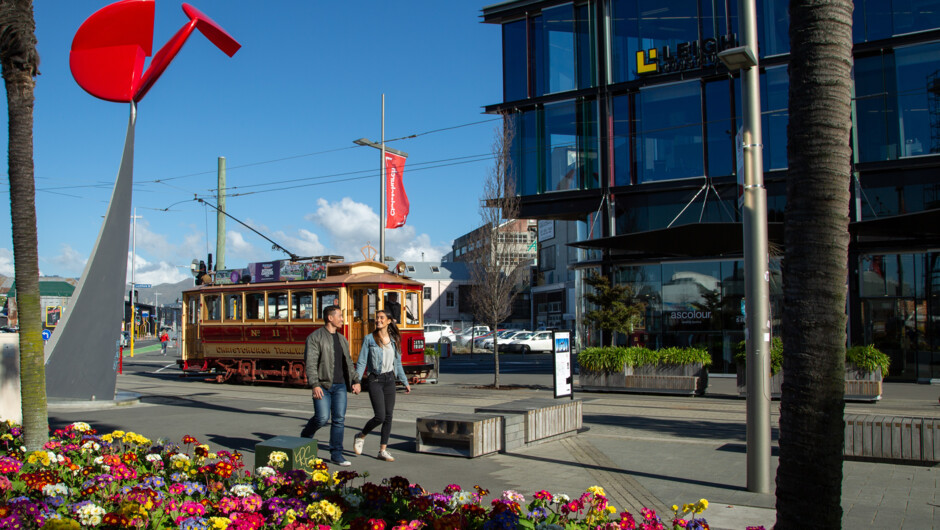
[{"xmin": 217, "ymin": 157, "xmax": 226, "ymax": 270}]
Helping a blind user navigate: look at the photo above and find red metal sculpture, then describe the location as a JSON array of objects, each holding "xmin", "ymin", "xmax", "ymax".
[{"xmin": 70, "ymin": 0, "xmax": 240, "ymax": 103}]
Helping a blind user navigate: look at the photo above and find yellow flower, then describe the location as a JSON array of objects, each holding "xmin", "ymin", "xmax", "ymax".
[
  {"xmin": 101, "ymin": 434, "xmax": 113, "ymax": 443},
  {"xmin": 587, "ymin": 486, "xmax": 606, "ymax": 497},
  {"xmin": 312, "ymin": 471, "xmax": 329, "ymax": 483},
  {"xmin": 672, "ymin": 505, "xmax": 679, "ymax": 512},
  {"xmin": 284, "ymin": 509, "xmax": 297, "ymax": 524},
  {"xmin": 1, "ymin": 434, "xmax": 12, "ymax": 441},
  {"xmin": 695, "ymin": 498, "xmax": 709, "ymax": 513},
  {"xmin": 267, "ymin": 451, "xmax": 288, "ymax": 469},
  {"xmin": 111, "ymin": 430, "xmax": 125, "ymax": 439},
  {"xmin": 607, "ymin": 506, "xmax": 616, "ymax": 514},
  {"xmin": 208, "ymin": 517, "xmax": 230, "ymax": 529}
]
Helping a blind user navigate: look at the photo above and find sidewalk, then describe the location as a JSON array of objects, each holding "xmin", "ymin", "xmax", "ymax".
[{"xmin": 47, "ymin": 352, "xmax": 940, "ymax": 529}]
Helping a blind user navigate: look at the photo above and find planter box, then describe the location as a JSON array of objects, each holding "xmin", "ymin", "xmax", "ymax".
[
  {"xmin": 580, "ymin": 363, "xmax": 707, "ymax": 396},
  {"xmin": 736, "ymin": 363, "xmax": 882, "ymax": 401}
]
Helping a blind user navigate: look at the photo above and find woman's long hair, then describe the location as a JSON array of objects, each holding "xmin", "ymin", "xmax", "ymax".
[{"xmin": 372, "ymin": 309, "xmax": 402, "ymax": 351}]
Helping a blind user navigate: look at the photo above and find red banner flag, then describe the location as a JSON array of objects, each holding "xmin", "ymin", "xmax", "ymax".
[{"xmin": 385, "ymin": 152, "xmax": 409, "ymax": 229}]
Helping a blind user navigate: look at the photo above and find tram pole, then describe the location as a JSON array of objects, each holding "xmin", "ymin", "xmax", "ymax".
[{"xmin": 217, "ymin": 156, "xmax": 226, "ymax": 270}]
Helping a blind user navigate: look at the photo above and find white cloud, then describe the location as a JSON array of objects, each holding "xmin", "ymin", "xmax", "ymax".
[
  {"xmin": 126, "ymin": 251, "xmax": 189, "ymax": 285},
  {"xmin": 271, "ymin": 228, "xmax": 326, "ymax": 258},
  {"xmin": 49, "ymin": 244, "xmax": 88, "ymax": 276},
  {"xmin": 305, "ymin": 197, "xmax": 451, "ymax": 263},
  {"xmin": 0, "ymin": 248, "xmax": 12, "ymax": 276}
]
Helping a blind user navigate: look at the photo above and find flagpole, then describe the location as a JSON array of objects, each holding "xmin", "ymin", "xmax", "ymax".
[{"xmin": 380, "ymin": 94, "xmax": 386, "ymax": 262}]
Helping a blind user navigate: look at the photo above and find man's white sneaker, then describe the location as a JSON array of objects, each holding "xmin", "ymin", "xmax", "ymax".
[
  {"xmin": 353, "ymin": 434, "xmax": 365, "ymax": 455},
  {"xmin": 377, "ymin": 450, "xmax": 395, "ymax": 462}
]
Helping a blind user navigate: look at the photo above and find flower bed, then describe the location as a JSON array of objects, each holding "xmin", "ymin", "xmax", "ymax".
[
  {"xmin": 0, "ymin": 421, "xmax": 719, "ymax": 529},
  {"xmin": 577, "ymin": 347, "xmax": 711, "ymax": 396}
]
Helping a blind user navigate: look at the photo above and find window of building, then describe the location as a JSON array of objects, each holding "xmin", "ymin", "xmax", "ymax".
[
  {"xmin": 543, "ymin": 3, "xmax": 576, "ymax": 94},
  {"xmin": 431, "ymin": 266, "xmax": 440, "ymax": 273},
  {"xmin": 610, "ymin": 0, "xmax": 699, "ymax": 83},
  {"xmin": 545, "ymin": 100, "xmax": 579, "ymax": 191},
  {"xmin": 503, "ymin": 19, "xmax": 527, "ymax": 101},
  {"xmin": 853, "ymin": 0, "xmax": 940, "ymax": 43},
  {"xmin": 224, "ymin": 293, "xmax": 241, "ymax": 321},
  {"xmin": 291, "ymin": 290, "xmax": 313, "ymax": 320},
  {"xmin": 423, "ymin": 287, "xmax": 432, "ymax": 300},
  {"xmin": 612, "ymin": 93, "xmax": 632, "ymax": 186},
  {"xmin": 757, "ymin": 0, "xmax": 789, "ymax": 57},
  {"xmin": 854, "ymin": 53, "xmax": 900, "ymax": 162},
  {"xmin": 539, "ymin": 245, "xmax": 556, "ymax": 271},
  {"xmin": 897, "ymin": 43, "xmax": 940, "ymax": 158},
  {"xmin": 445, "ymin": 291, "xmax": 456, "ymax": 307},
  {"xmin": 760, "ymin": 66, "xmax": 789, "ymax": 170},
  {"xmin": 705, "ymin": 79, "xmax": 735, "ymax": 178},
  {"xmin": 636, "ymin": 81, "xmax": 704, "ymax": 183}
]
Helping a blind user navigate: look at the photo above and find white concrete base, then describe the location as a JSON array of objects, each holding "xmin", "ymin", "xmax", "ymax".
[{"xmin": 0, "ymin": 335, "xmax": 21, "ymax": 423}]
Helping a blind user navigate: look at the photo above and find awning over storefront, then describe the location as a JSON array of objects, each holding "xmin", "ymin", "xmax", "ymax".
[
  {"xmin": 569, "ymin": 209, "xmax": 940, "ymax": 260},
  {"xmin": 568, "ymin": 222, "xmax": 785, "ymax": 259}
]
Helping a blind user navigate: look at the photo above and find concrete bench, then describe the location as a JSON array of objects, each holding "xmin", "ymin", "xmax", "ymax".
[
  {"xmin": 255, "ymin": 436, "xmax": 318, "ymax": 473},
  {"xmin": 475, "ymin": 398, "xmax": 582, "ymax": 451},
  {"xmin": 844, "ymin": 414, "xmax": 940, "ymax": 464},
  {"xmin": 415, "ymin": 413, "xmax": 503, "ymax": 458}
]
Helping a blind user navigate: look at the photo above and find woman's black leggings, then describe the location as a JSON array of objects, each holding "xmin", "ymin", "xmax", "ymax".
[{"xmin": 362, "ymin": 371, "xmax": 397, "ymax": 446}]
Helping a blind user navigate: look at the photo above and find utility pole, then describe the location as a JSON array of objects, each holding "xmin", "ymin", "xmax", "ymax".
[
  {"xmin": 130, "ymin": 209, "xmax": 141, "ymax": 357},
  {"xmin": 217, "ymin": 156, "xmax": 226, "ymax": 270}
]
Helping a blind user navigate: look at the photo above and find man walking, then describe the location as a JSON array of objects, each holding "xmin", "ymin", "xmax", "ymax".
[
  {"xmin": 300, "ymin": 305, "xmax": 361, "ymax": 465},
  {"xmin": 160, "ymin": 330, "xmax": 169, "ymax": 356}
]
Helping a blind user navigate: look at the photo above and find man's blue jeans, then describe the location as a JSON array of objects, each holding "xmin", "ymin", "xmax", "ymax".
[{"xmin": 301, "ymin": 383, "xmax": 348, "ymax": 462}]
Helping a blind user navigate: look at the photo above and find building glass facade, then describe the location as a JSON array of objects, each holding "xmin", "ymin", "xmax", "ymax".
[{"xmin": 484, "ymin": 0, "xmax": 940, "ymax": 379}]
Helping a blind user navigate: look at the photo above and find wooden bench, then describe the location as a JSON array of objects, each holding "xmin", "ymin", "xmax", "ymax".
[
  {"xmin": 255, "ymin": 436, "xmax": 319, "ymax": 472},
  {"xmin": 474, "ymin": 398, "xmax": 582, "ymax": 451},
  {"xmin": 844, "ymin": 414, "xmax": 940, "ymax": 463},
  {"xmin": 415, "ymin": 413, "xmax": 503, "ymax": 458}
]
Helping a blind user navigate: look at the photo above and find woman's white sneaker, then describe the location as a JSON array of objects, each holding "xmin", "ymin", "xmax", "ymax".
[
  {"xmin": 353, "ymin": 434, "xmax": 365, "ymax": 455},
  {"xmin": 377, "ymin": 449, "xmax": 395, "ymax": 462}
]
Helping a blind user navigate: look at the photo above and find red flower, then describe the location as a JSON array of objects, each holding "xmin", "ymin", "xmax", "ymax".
[
  {"xmin": 182, "ymin": 435, "xmax": 198, "ymax": 445},
  {"xmin": 368, "ymin": 519, "xmax": 387, "ymax": 530}
]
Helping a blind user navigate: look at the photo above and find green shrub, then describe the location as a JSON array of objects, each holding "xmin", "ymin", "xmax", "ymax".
[
  {"xmin": 424, "ymin": 346, "xmax": 440, "ymax": 357},
  {"xmin": 735, "ymin": 338, "xmax": 889, "ymax": 377},
  {"xmin": 846, "ymin": 344, "xmax": 890, "ymax": 377},
  {"xmin": 577, "ymin": 345, "xmax": 712, "ymax": 372}
]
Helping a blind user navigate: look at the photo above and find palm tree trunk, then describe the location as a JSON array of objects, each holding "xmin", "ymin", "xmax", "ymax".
[
  {"xmin": 777, "ymin": 1, "xmax": 854, "ymax": 527},
  {"xmin": 0, "ymin": 0, "xmax": 47, "ymax": 450}
]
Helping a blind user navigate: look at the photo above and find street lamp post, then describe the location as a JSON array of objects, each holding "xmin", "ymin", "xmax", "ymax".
[
  {"xmin": 718, "ymin": 0, "xmax": 772, "ymax": 494},
  {"xmin": 353, "ymin": 94, "xmax": 408, "ymax": 262}
]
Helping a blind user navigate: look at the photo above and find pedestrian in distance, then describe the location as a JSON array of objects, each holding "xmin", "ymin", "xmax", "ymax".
[
  {"xmin": 353, "ymin": 309, "xmax": 411, "ymax": 461},
  {"xmin": 300, "ymin": 305, "xmax": 361, "ymax": 466},
  {"xmin": 160, "ymin": 330, "xmax": 169, "ymax": 356}
]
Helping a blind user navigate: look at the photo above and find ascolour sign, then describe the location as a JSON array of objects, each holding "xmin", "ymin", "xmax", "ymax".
[{"xmin": 636, "ymin": 34, "xmax": 738, "ymax": 76}]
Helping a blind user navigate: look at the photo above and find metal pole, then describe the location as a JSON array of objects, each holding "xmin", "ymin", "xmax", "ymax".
[
  {"xmin": 380, "ymin": 94, "xmax": 386, "ymax": 262},
  {"xmin": 130, "ymin": 209, "xmax": 137, "ymax": 357},
  {"xmin": 739, "ymin": 0, "xmax": 772, "ymax": 494},
  {"xmin": 217, "ymin": 156, "xmax": 226, "ymax": 270}
]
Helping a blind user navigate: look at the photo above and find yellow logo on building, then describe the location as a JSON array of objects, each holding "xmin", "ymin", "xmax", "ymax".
[{"xmin": 636, "ymin": 48, "xmax": 658, "ymax": 74}]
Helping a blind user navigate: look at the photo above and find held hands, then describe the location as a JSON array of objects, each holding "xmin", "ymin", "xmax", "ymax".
[
  {"xmin": 352, "ymin": 383, "xmax": 361, "ymax": 395},
  {"xmin": 312, "ymin": 386, "xmax": 324, "ymax": 400}
]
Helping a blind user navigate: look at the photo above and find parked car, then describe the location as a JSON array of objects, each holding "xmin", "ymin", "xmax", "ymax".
[
  {"xmin": 423, "ymin": 323, "xmax": 457, "ymax": 344},
  {"xmin": 479, "ymin": 329, "xmax": 529, "ymax": 350},
  {"xmin": 455, "ymin": 325, "xmax": 490, "ymax": 346},
  {"xmin": 501, "ymin": 330, "xmax": 554, "ymax": 353}
]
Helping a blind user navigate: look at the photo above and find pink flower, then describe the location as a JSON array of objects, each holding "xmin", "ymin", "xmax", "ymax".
[
  {"xmin": 219, "ymin": 496, "xmax": 240, "ymax": 514},
  {"xmin": 443, "ymin": 484, "xmax": 461, "ymax": 494},
  {"xmin": 181, "ymin": 501, "xmax": 206, "ymax": 516},
  {"xmin": 0, "ymin": 456, "xmax": 21, "ymax": 474},
  {"xmin": 168, "ymin": 483, "xmax": 186, "ymax": 495},
  {"xmin": 533, "ymin": 490, "xmax": 553, "ymax": 501},
  {"xmin": 240, "ymin": 494, "xmax": 263, "ymax": 512}
]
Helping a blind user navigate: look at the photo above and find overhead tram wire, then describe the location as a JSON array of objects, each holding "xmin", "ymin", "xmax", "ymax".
[{"xmin": 195, "ymin": 198, "xmax": 301, "ymax": 261}]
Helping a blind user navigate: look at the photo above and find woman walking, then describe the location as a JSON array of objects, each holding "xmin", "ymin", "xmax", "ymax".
[{"xmin": 354, "ymin": 309, "xmax": 411, "ymax": 461}]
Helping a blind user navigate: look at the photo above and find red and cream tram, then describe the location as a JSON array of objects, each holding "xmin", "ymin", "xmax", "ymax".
[{"xmin": 180, "ymin": 258, "xmax": 429, "ymax": 385}]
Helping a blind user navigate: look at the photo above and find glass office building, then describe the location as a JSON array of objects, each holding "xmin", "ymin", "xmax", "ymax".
[{"xmin": 483, "ymin": 0, "xmax": 940, "ymax": 380}]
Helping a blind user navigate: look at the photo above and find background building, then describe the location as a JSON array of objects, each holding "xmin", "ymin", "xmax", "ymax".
[
  {"xmin": 483, "ymin": 0, "xmax": 940, "ymax": 379},
  {"xmin": 6, "ymin": 279, "xmax": 76, "ymax": 331},
  {"xmin": 396, "ymin": 261, "xmax": 474, "ymax": 326}
]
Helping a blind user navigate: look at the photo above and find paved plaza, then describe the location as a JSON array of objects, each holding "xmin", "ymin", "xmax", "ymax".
[{"xmin": 47, "ymin": 351, "xmax": 940, "ymax": 529}]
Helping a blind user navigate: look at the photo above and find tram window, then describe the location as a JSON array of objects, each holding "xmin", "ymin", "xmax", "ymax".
[
  {"xmin": 292, "ymin": 291, "xmax": 313, "ymax": 320},
  {"xmin": 405, "ymin": 292, "xmax": 420, "ymax": 326},
  {"xmin": 383, "ymin": 291, "xmax": 403, "ymax": 324},
  {"xmin": 188, "ymin": 297, "xmax": 198, "ymax": 324},
  {"xmin": 245, "ymin": 292, "xmax": 265, "ymax": 320},
  {"xmin": 316, "ymin": 290, "xmax": 339, "ymax": 320},
  {"xmin": 268, "ymin": 291, "xmax": 289, "ymax": 321},
  {"xmin": 367, "ymin": 289, "xmax": 377, "ymax": 321},
  {"xmin": 224, "ymin": 293, "xmax": 241, "ymax": 321},
  {"xmin": 204, "ymin": 295, "xmax": 221, "ymax": 321}
]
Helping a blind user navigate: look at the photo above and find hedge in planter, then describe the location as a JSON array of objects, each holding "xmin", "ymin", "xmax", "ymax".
[{"xmin": 577, "ymin": 346, "xmax": 712, "ymax": 395}]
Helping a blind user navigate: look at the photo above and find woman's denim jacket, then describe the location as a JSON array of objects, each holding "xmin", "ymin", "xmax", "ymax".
[{"xmin": 355, "ymin": 333, "xmax": 408, "ymax": 385}]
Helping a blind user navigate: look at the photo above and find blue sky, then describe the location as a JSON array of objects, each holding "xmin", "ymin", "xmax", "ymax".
[{"xmin": 0, "ymin": 1, "xmax": 502, "ymax": 283}]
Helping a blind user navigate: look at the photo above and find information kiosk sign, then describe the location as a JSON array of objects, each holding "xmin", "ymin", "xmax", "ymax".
[{"xmin": 552, "ymin": 330, "xmax": 573, "ymax": 399}]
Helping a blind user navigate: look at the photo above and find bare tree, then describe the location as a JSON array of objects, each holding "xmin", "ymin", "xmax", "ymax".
[
  {"xmin": 468, "ymin": 117, "xmax": 528, "ymax": 389},
  {"xmin": 0, "ymin": 0, "xmax": 47, "ymax": 450}
]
